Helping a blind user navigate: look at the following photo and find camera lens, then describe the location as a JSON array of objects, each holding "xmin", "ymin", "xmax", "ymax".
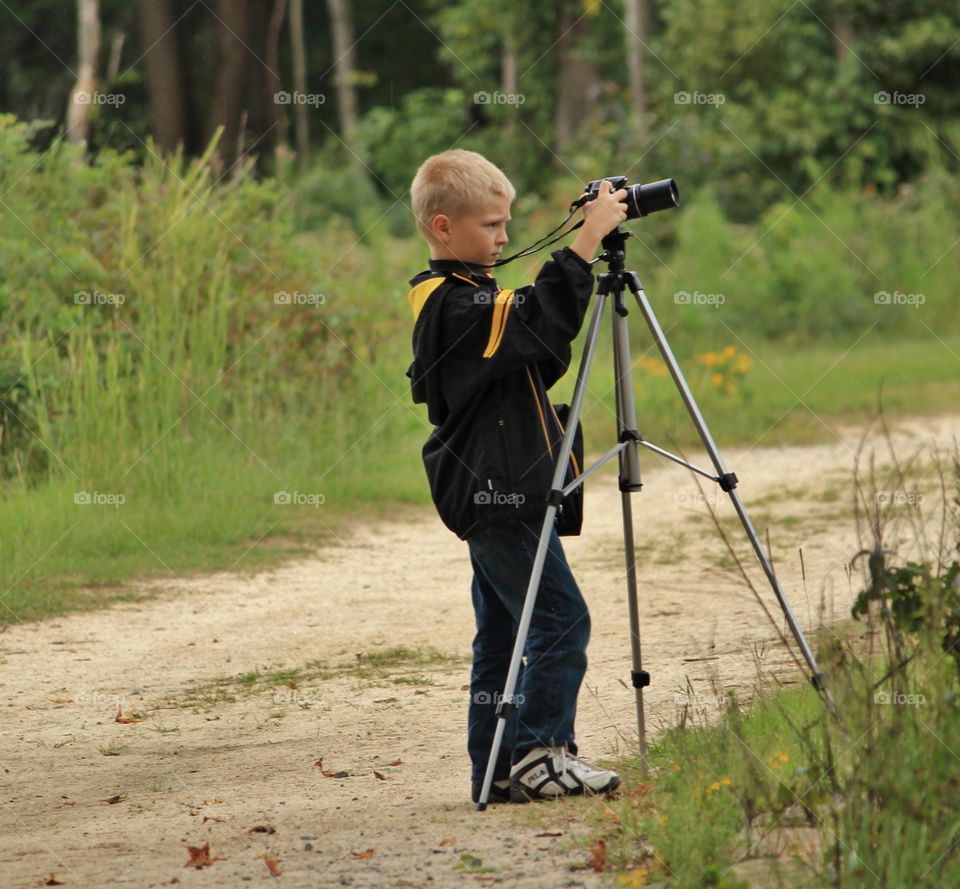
[{"xmin": 625, "ymin": 179, "xmax": 680, "ymax": 219}]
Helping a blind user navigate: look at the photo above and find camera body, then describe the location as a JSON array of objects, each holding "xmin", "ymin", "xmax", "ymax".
[{"xmin": 582, "ymin": 176, "xmax": 680, "ymax": 220}]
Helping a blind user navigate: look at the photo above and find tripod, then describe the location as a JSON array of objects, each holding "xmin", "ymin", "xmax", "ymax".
[{"xmin": 476, "ymin": 227, "xmax": 834, "ymax": 811}]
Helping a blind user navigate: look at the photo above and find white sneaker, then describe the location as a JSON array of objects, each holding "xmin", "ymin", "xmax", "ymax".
[{"xmin": 509, "ymin": 744, "xmax": 620, "ymax": 802}]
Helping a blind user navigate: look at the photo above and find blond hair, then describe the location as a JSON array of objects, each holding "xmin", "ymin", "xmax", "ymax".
[{"xmin": 410, "ymin": 149, "xmax": 516, "ymax": 241}]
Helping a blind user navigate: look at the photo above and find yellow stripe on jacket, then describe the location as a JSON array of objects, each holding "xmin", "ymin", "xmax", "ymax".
[
  {"xmin": 482, "ymin": 289, "xmax": 515, "ymax": 358},
  {"xmin": 407, "ymin": 277, "xmax": 447, "ymax": 323}
]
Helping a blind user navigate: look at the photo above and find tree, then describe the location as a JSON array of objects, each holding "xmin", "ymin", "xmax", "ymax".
[
  {"xmin": 206, "ymin": 0, "xmax": 252, "ymax": 167},
  {"xmin": 66, "ymin": 0, "xmax": 101, "ymax": 146},
  {"xmin": 289, "ymin": 0, "xmax": 309, "ymax": 168},
  {"xmin": 138, "ymin": 0, "xmax": 190, "ymax": 153},
  {"xmin": 327, "ymin": 0, "xmax": 360, "ymax": 157}
]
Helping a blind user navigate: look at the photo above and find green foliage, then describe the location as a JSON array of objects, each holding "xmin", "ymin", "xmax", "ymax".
[
  {"xmin": 0, "ymin": 115, "xmax": 429, "ymax": 620},
  {"xmin": 356, "ymin": 87, "xmax": 471, "ymax": 199},
  {"xmin": 852, "ymin": 550, "xmax": 960, "ymax": 676}
]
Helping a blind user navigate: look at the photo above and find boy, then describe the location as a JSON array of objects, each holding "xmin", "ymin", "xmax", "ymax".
[{"xmin": 406, "ymin": 149, "xmax": 628, "ymax": 804}]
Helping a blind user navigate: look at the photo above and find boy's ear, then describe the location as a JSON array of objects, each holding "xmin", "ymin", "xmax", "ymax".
[{"xmin": 431, "ymin": 213, "xmax": 451, "ymax": 244}]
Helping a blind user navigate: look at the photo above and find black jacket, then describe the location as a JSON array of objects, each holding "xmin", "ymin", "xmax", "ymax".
[{"xmin": 406, "ymin": 246, "xmax": 595, "ymax": 540}]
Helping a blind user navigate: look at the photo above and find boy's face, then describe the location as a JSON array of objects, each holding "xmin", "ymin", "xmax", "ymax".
[{"xmin": 429, "ymin": 193, "xmax": 511, "ymax": 271}]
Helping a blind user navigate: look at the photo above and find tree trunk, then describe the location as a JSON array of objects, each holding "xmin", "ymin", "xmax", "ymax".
[
  {"xmin": 66, "ymin": 0, "xmax": 101, "ymax": 146},
  {"xmin": 289, "ymin": 0, "xmax": 309, "ymax": 169},
  {"xmin": 624, "ymin": 0, "xmax": 648, "ymax": 120},
  {"xmin": 138, "ymin": 0, "xmax": 189, "ymax": 153},
  {"xmin": 501, "ymin": 28, "xmax": 517, "ymax": 138},
  {"xmin": 206, "ymin": 0, "xmax": 251, "ymax": 167},
  {"xmin": 265, "ymin": 0, "xmax": 291, "ymax": 156},
  {"xmin": 554, "ymin": 3, "xmax": 599, "ymax": 153},
  {"xmin": 327, "ymin": 0, "xmax": 359, "ymax": 150},
  {"xmin": 832, "ymin": 9, "xmax": 854, "ymax": 67}
]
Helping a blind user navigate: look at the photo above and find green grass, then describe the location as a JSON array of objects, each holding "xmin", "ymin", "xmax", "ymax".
[
  {"xmin": 552, "ymin": 332, "xmax": 960, "ymax": 456},
  {"xmin": 2, "ymin": 331, "xmax": 956, "ymax": 626},
  {"xmin": 176, "ymin": 646, "xmax": 463, "ymax": 712},
  {"xmin": 588, "ymin": 445, "xmax": 960, "ymax": 888},
  {"xmin": 591, "ymin": 627, "xmax": 960, "ymax": 888}
]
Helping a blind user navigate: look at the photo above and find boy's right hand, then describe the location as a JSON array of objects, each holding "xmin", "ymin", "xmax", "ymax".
[
  {"xmin": 569, "ymin": 179, "xmax": 628, "ymax": 264},
  {"xmin": 581, "ymin": 179, "xmax": 628, "ymax": 238}
]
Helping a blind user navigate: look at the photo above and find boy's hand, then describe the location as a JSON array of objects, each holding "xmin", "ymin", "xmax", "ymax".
[
  {"xmin": 581, "ymin": 179, "xmax": 628, "ymax": 238},
  {"xmin": 569, "ymin": 179, "xmax": 628, "ymax": 264}
]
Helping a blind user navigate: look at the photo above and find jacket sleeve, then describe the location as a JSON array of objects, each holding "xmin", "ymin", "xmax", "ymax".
[{"xmin": 437, "ymin": 247, "xmax": 594, "ymax": 411}]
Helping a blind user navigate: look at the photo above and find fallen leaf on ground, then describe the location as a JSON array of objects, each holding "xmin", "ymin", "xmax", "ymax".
[
  {"xmin": 264, "ymin": 856, "xmax": 282, "ymax": 877},
  {"xmin": 373, "ymin": 771, "xmax": 386, "ymax": 780},
  {"xmin": 184, "ymin": 843, "xmax": 223, "ymax": 869},
  {"xmin": 351, "ymin": 849, "xmax": 374, "ymax": 860},
  {"xmin": 439, "ymin": 838, "xmax": 456, "ymax": 846},
  {"xmin": 201, "ymin": 815, "xmax": 231, "ymax": 824},
  {"xmin": 534, "ymin": 831, "xmax": 563, "ymax": 837},
  {"xmin": 248, "ymin": 825, "xmax": 276, "ymax": 834},
  {"xmin": 43, "ymin": 875, "xmax": 65, "ymax": 886},
  {"xmin": 387, "ymin": 759, "xmax": 403, "ymax": 766},
  {"xmin": 55, "ymin": 801, "xmax": 76, "ymax": 809},
  {"xmin": 114, "ymin": 707, "xmax": 143, "ymax": 724},
  {"xmin": 314, "ymin": 758, "xmax": 336, "ymax": 777},
  {"xmin": 588, "ymin": 839, "xmax": 606, "ymax": 873},
  {"xmin": 101, "ymin": 795, "xmax": 125, "ymax": 805}
]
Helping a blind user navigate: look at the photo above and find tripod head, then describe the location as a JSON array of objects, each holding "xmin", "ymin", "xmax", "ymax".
[{"xmin": 599, "ymin": 227, "xmax": 632, "ymax": 273}]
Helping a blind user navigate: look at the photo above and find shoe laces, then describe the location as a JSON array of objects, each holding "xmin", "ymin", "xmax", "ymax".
[{"xmin": 549, "ymin": 743, "xmax": 570, "ymax": 780}]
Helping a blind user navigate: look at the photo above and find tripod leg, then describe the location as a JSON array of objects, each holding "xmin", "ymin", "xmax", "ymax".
[
  {"xmin": 477, "ymin": 291, "xmax": 611, "ymax": 810},
  {"xmin": 624, "ymin": 272, "xmax": 834, "ymax": 710},
  {"xmin": 611, "ymin": 290, "xmax": 650, "ymax": 770}
]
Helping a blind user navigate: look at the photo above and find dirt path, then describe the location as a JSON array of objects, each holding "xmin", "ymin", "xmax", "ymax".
[{"xmin": 1, "ymin": 413, "xmax": 956, "ymax": 888}]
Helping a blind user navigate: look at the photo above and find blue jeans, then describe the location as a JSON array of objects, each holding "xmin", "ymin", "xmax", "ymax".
[{"xmin": 466, "ymin": 518, "xmax": 591, "ymax": 782}]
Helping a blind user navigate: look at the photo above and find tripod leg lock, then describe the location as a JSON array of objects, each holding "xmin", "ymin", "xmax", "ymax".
[
  {"xmin": 810, "ymin": 671, "xmax": 829, "ymax": 691},
  {"xmin": 619, "ymin": 429, "xmax": 642, "ymax": 444},
  {"xmin": 631, "ymin": 669, "xmax": 651, "ymax": 689},
  {"xmin": 547, "ymin": 488, "xmax": 564, "ymax": 508},
  {"xmin": 718, "ymin": 472, "xmax": 738, "ymax": 492},
  {"xmin": 495, "ymin": 697, "xmax": 519, "ymax": 719}
]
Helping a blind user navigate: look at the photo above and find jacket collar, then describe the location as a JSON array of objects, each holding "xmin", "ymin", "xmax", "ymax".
[{"xmin": 427, "ymin": 258, "xmax": 496, "ymax": 281}]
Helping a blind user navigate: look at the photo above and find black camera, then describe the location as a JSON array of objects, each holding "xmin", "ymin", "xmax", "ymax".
[{"xmin": 580, "ymin": 176, "xmax": 680, "ymax": 220}]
